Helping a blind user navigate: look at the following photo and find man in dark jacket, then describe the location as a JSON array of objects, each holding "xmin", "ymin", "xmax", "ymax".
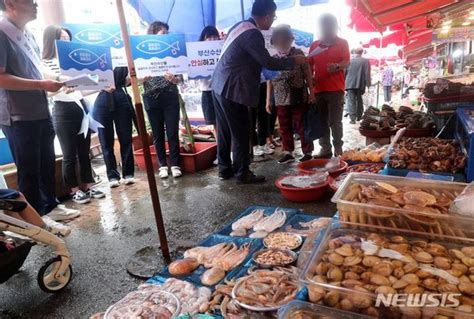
[
  {"xmin": 212, "ymin": 0, "xmax": 305, "ymax": 184},
  {"xmin": 345, "ymin": 48, "xmax": 371, "ymax": 124}
]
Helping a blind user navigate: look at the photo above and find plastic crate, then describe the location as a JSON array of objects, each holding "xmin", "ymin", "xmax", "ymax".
[
  {"xmin": 424, "ymin": 93, "xmax": 474, "ymax": 113},
  {"xmin": 428, "ymin": 110, "xmax": 457, "ymax": 139}
]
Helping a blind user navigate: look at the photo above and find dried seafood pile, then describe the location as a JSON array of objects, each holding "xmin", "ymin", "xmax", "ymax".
[
  {"xmin": 388, "ymin": 138, "xmax": 466, "ymax": 173},
  {"xmin": 341, "ymin": 144, "xmax": 388, "ymax": 163},
  {"xmin": 230, "ymin": 208, "xmax": 287, "ymax": 238},
  {"xmin": 360, "ymin": 105, "xmax": 434, "ymax": 131},
  {"xmin": 340, "ymin": 181, "xmax": 464, "ymax": 237},
  {"xmin": 307, "ymin": 232, "xmax": 474, "ymax": 318},
  {"xmin": 424, "ymin": 79, "xmax": 474, "ymax": 99}
]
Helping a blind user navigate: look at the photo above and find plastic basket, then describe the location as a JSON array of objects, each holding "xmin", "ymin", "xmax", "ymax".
[{"xmin": 424, "ymin": 94, "xmax": 474, "ymax": 113}]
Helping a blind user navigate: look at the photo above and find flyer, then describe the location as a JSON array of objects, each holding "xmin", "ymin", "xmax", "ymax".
[
  {"xmin": 185, "ymin": 40, "xmax": 224, "ymax": 79},
  {"xmin": 130, "ymin": 33, "xmax": 188, "ymax": 77},
  {"xmin": 63, "ymin": 23, "xmax": 127, "ymax": 67},
  {"xmin": 56, "ymin": 40, "xmax": 115, "ymax": 90}
]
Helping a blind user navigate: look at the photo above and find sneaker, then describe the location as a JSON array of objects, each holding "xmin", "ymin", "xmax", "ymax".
[
  {"xmin": 219, "ymin": 169, "xmax": 234, "ymax": 180},
  {"xmin": 213, "ymin": 158, "xmax": 218, "ymax": 166},
  {"xmin": 278, "ymin": 153, "xmax": 295, "ymax": 164},
  {"xmin": 237, "ymin": 171, "xmax": 266, "ymax": 184},
  {"xmin": 299, "ymin": 154, "xmax": 313, "ymax": 162},
  {"xmin": 171, "ymin": 166, "xmax": 182, "ymax": 178},
  {"xmin": 253, "ymin": 146, "xmax": 264, "ymax": 157},
  {"xmin": 158, "ymin": 167, "xmax": 169, "ymax": 179},
  {"xmin": 72, "ymin": 190, "xmax": 91, "ymax": 204},
  {"xmin": 123, "ymin": 176, "xmax": 135, "ymax": 185},
  {"xmin": 349, "ymin": 120, "xmax": 356, "ymax": 124},
  {"xmin": 262, "ymin": 144, "xmax": 274, "ymax": 155},
  {"xmin": 42, "ymin": 216, "xmax": 71, "ymax": 237},
  {"xmin": 109, "ymin": 179, "xmax": 120, "ymax": 188},
  {"xmin": 47, "ymin": 205, "xmax": 81, "ymax": 222},
  {"xmin": 87, "ymin": 188, "xmax": 105, "ymax": 199}
]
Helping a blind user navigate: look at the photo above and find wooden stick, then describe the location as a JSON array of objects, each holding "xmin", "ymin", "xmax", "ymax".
[{"xmin": 115, "ymin": 0, "xmax": 170, "ymax": 263}]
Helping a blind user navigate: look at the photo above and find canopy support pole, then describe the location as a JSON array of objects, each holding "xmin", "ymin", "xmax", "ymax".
[
  {"xmin": 115, "ymin": 0, "xmax": 171, "ymax": 264},
  {"xmin": 240, "ymin": 0, "xmax": 245, "ymax": 20},
  {"xmin": 376, "ymin": 32, "xmax": 383, "ymax": 107}
]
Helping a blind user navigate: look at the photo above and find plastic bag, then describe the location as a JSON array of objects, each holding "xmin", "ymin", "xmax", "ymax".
[
  {"xmin": 280, "ymin": 172, "xmax": 328, "ymax": 188},
  {"xmin": 450, "ymin": 182, "xmax": 474, "ymax": 217}
]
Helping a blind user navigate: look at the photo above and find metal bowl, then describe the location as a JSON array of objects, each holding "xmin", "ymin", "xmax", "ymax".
[
  {"xmin": 263, "ymin": 232, "xmax": 303, "ymax": 250},
  {"xmin": 252, "ymin": 248, "xmax": 297, "ymax": 269}
]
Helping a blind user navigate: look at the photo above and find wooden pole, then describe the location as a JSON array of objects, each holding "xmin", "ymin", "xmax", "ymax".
[{"xmin": 115, "ymin": 0, "xmax": 170, "ymax": 263}]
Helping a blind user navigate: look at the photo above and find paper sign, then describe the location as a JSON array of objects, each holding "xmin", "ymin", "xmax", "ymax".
[
  {"xmin": 185, "ymin": 40, "xmax": 224, "ymax": 79},
  {"xmin": 308, "ymin": 46, "xmax": 328, "ymax": 58},
  {"xmin": 130, "ymin": 33, "xmax": 188, "ymax": 77},
  {"xmin": 56, "ymin": 40, "xmax": 115, "ymax": 90},
  {"xmin": 63, "ymin": 23, "xmax": 127, "ymax": 67}
]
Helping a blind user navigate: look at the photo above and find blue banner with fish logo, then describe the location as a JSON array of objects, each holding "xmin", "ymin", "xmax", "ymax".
[
  {"xmin": 130, "ymin": 33, "xmax": 188, "ymax": 77},
  {"xmin": 292, "ymin": 29, "xmax": 314, "ymax": 52},
  {"xmin": 56, "ymin": 40, "xmax": 115, "ymax": 90},
  {"xmin": 63, "ymin": 23, "xmax": 127, "ymax": 67}
]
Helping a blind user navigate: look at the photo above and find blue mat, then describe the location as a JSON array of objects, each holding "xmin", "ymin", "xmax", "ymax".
[{"xmin": 216, "ymin": 205, "xmax": 299, "ymax": 237}]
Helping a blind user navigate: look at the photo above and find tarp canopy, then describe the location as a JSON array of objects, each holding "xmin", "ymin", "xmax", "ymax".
[
  {"xmin": 362, "ymin": 30, "xmax": 407, "ymax": 48},
  {"xmin": 404, "ymin": 31, "xmax": 433, "ymax": 55},
  {"xmin": 347, "ymin": 0, "xmax": 459, "ymax": 32},
  {"xmin": 127, "ymin": 0, "xmax": 328, "ymax": 41}
]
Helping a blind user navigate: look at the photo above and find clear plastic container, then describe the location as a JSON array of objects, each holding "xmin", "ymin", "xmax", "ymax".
[
  {"xmin": 332, "ymin": 173, "xmax": 470, "ymax": 240},
  {"xmin": 300, "ymin": 222, "xmax": 474, "ymax": 318},
  {"xmin": 278, "ymin": 300, "xmax": 372, "ymax": 318}
]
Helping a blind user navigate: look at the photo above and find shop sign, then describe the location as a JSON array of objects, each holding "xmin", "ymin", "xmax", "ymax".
[
  {"xmin": 433, "ymin": 27, "xmax": 474, "ymax": 43},
  {"xmin": 185, "ymin": 40, "xmax": 224, "ymax": 80}
]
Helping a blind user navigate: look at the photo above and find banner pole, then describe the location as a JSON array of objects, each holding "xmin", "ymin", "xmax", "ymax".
[{"xmin": 115, "ymin": 0, "xmax": 170, "ymax": 263}]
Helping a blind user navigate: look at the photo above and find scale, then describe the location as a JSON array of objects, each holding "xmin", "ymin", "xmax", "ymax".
[{"xmin": 455, "ymin": 106, "xmax": 474, "ymax": 182}]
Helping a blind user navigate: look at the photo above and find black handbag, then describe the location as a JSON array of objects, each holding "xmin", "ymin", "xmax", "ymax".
[{"xmin": 304, "ymin": 103, "xmax": 325, "ymax": 141}]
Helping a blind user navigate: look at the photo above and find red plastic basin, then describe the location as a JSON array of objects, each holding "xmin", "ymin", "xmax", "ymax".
[
  {"xmin": 275, "ymin": 174, "xmax": 329, "ymax": 203},
  {"xmin": 134, "ymin": 142, "xmax": 217, "ymax": 173},
  {"xmin": 297, "ymin": 159, "xmax": 348, "ymax": 177}
]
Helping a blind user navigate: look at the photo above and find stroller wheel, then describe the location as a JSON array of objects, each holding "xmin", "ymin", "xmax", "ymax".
[{"xmin": 37, "ymin": 256, "xmax": 73, "ymax": 293}]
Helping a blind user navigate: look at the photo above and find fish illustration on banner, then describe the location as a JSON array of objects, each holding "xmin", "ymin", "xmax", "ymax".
[
  {"xmin": 186, "ymin": 40, "xmax": 223, "ymax": 80},
  {"xmin": 292, "ymin": 29, "xmax": 314, "ymax": 53},
  {"xmin": 56, "ymin": 40, "xmax": 115, "ymax": 90},
  {"xmin": 130, "ymin": 33, "xmax": 188, "ymax": 77},
  {"xmin": 63, "ymin": 23, "xmax": 127, "ymax": 67}
]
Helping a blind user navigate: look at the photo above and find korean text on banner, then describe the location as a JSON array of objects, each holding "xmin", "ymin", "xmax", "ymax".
[
  {"xmin": 130, "ymin": 33, "xmax": 188, "ymax": 78},
  {"xmin": 185, "ymin": 40, "xmax": 223, "ymax": 80},
  {"xmin": 56, "ymin": 40, "xmax": 115, "ymax": 90},
  {"xmin": 63, "ymin": 23, "xmax": 127, "ymax": 67}
]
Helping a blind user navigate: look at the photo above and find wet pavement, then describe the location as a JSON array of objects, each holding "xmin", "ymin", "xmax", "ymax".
[{"xmin": 0, "ymin": 118, "xmax": 365, "ymax": 319}]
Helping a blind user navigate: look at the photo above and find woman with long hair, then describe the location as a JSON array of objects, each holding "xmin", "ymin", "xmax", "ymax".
[
  {"xmin": 142, "ymin": 21, "xmax": 182, "ymax": 179},
  {"xmin": 42, "ymin": 25, "xmax": 105, "ymax": 204}
]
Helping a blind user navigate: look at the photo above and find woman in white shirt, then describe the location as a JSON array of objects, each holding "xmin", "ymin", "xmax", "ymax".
[{"xmin": 42, "ymin": 25, "xmax": 105, "ymax": 205}]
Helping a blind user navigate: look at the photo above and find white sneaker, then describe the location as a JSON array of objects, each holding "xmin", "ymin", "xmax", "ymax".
[
  {"xmin": 123, "ymin": 176, "xmax": 135, "ymax": 185},
  {"xmin": 262, "ymin": 144, "xmax": 274, "ymax": 155},
  {"xmin": 42, "ymin": 216, "xmax": 71, "ymax": 237},
  {"xmin": 158, "ymin": 167, "xmax": 169, "ymax": 179},
  {"xmin": 47, "ymin": 205, "xmax": 80, "ymax": 222},
  {"xmin": 253, "ymin": 146, "xmax": 264, "ymax": 156},
  {"xmin": 171, "ymin": 166, "xmax": 182, "ymax": 178},
  {"xmin": 109, "ymin": 179, "xmax": 120, "ymax": 188}
]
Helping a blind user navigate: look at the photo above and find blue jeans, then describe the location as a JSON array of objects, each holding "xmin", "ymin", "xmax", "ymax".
[
  {"xmin": 1, "ymin": 119, "xmax": 58, "ymax": 216},
  {"xmin": 93, "ymin": 91, "xmax": 135, "ymax": 181},
  {"xmin": 143, "ymin": 90, "xmax": 181, "ymax": 168}
]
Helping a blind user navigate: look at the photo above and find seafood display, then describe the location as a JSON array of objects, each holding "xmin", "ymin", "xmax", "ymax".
[
  {"xmin": 230, "ymin": 209, "xmax": 264, "ymax": 237},
  {"xmin": 105, "ymin": 289, "xmax": 179, "ymax": 319},
  {"xmin": 183, "ymin": 242, "xmax": 250, "ymax": 272},
  {"xmin": 263, "ymin": 232, "xmax": 302, "ymax": 250},
  {"xmin": 424, "ymin": 79, "xmax": 474, "ymax": 99},
  {"xmin": 388, "ymin": 138, "xmax": 466, "ymax": 173},
  {"xmin": 360, "ymin": 105, "xmax": 434, "ymax": 131},
  {"xmin": 233, "ymin": 268, "xmax": 299, "ymax": 310},
  {"xmin": 249, "ymin": 209, "xmax": 287, "ymax": 238},
  {"xmin": 347, "ymin": 163, "xmax": 385, "ymax": 174},
  {"xmin": 201, "ymin": 267, "xmax": 226, "ymax": 286},
  {"xmin": 253, "ymin": 248, "xmax": 297, "ymax": 267},
  {"xmin": 208, "ymin": 280, "xmax": 252, "ymax": 317},
  {"xmin": 341, "ymin": 144, "xmax": 388, "ymax": 163},
  {"xmin": 286, "ymin": 217, "xmax": 331, "ymax": 237},
  {"xmin": 304, "ymin": 229, "xmax": 474, "ymax": 318},
  {"xmin": 168, "ymin": 257, "xmax": 199, "ymax": 276}
]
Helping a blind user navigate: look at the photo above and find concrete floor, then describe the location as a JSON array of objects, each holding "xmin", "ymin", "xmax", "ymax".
[{"xmin": 0, "ymin": 119, "xmax": 364, "ymax": 319}]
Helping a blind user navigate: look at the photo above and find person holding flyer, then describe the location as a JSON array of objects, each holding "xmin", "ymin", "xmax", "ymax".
[
  {"xmin": 143, "ymin": 21, "xmax": 183, "ymax": 179},
  {"xmin": 211, "ymin": 0, "xmax": 306, "ymax": 184},
  {"xmin": 42, "ymin": 25, "xmax": 105, "ymax": 204},
  {"xmin": 308, "ymin": 14, "xmax": 350, "ymax": 158},
  {"xmin": 0, "ymin": 0, "xmax": 80, "ymax": 221}
]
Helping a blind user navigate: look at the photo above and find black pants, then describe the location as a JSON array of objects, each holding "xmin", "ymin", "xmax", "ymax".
[
  {"xmin": 250, "ymin": 83, "xmax": 268, "ymax": 147},
  {"xmin": 53, "ymin": 101, "xmax": 95, "ymax": 189},
  {"xmin": 346, "ymin": 89, "xmax": 364, "ymax": 122},
  {"xmin": 213, "ymin": 92, "xmax": 250, "ymax": 178},
  {"xmin": 383, "ymin": 86, "xmax": 392, "ymax": 102},
  {"xmin": 93, "ymin": 91, "xmax": 135, "ymax": 181},
  {"xmin": 143, "ymin": 90, "xmax": 181, "ymax": 167},
  {"xmin": 1, "ymin": 119, "xmax": 58, "ymax": 216}
]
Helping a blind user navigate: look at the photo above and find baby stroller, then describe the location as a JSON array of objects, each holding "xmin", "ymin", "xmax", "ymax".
[{"xmin": 0, "ymin": 199, "xmax": 73, "ymax": 293}]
